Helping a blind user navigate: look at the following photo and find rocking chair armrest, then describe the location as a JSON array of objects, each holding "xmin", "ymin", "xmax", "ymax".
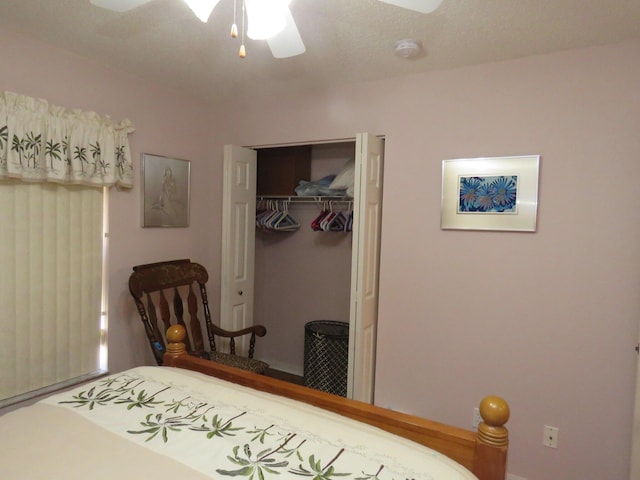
[{"xmin": 210, "ymin": 324, "xmax": 267, "ymax": 339}]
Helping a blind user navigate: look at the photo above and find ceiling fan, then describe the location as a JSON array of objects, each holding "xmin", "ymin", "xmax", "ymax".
[{"xmin": 89, "ymin": 0, "xmax": 444, "ymax": 58}]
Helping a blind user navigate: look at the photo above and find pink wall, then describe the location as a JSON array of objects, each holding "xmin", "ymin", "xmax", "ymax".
[
  {"xmin": 211, "ymin": 41, "xmax": 640, "ymax": 479},
  {"xmin": 0, "ymin": 29, "xmax": 221, "ymax": 371},
  {"xmin": 2, "ymin": 26, "xmax": 639, "ymax": 479}
]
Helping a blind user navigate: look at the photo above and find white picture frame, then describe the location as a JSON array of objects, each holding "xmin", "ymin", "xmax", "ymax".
[{"xmin": 441, "ymin": 155, "xmax": 540, "ymax": 232}]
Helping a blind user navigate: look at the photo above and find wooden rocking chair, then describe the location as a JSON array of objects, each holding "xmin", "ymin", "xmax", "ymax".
[{"xmin": 128, "ymin": 259, "xmax": 269, "ymax": 374}]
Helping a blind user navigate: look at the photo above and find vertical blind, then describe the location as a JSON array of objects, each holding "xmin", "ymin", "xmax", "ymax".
[
  {"xmin": 0, "ymin": 91, "xmax": 133, "ymax": 405},
  {"xmin": 0, "ymin": 180, "xmax": 104, "ymax": 402}
]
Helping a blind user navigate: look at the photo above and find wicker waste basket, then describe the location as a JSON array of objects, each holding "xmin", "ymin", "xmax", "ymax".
[{"xmin": 303, "ymin": 320, "xmax": 349, "ymax": 397}]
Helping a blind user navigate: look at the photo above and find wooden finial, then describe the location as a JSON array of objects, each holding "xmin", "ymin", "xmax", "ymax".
[
  {"xmin": 477, "ymin": 395, "xmax": 510, "ymax": 447},
  {"xmin": 165, "ymin": 324, "xmax": 187, "ymax": 358}
]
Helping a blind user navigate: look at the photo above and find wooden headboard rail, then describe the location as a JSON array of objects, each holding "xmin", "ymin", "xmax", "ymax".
[{"xmin": 163, "ymin": 325, "xmax": 509, "ymax": 480}]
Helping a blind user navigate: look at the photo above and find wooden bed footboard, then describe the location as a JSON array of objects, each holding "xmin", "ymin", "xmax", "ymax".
[{"xmin": 163, "ymin": 325, "xmax": 509, "ymax": 480}]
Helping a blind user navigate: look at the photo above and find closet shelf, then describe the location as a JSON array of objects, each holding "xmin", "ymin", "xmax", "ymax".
[{"xmin": 257, "ymin": 195, "xmax": 352, "ymax": 204}]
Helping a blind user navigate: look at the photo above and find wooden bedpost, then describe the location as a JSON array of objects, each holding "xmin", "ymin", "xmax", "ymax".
[
  {"xmin": 473, "ymin": 395, "xmax": 510, "ymax": 480},
  {"xmin": 165, "ymin": 324, "xmax": 188, "ymax": 359},
  {"xmin": 164, "ymin": 325, "xmax": 510, "ymax": 480}
]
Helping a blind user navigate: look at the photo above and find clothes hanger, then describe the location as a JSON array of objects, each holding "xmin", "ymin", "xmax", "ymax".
[
  {"xmin": 320, "ymin": 207, "xmax": 337, "ymax": 231},
  {"xmin": 344, "ymin": 201, "xmax": 353, "ymax": 232},
  {"xmin": 257, "ymin": 200, "xmax": 280, "ymax": 231},
  {"xmin": 311, "ymin": 201, "xmax": 330, "ymax": 231},
  {"xmin": 327, "ymin": 210, "xmax": 346, "ymax": 232},
  {"xmin": 272, "ymin": 201, "xmax": 300, "ymax": 231}
]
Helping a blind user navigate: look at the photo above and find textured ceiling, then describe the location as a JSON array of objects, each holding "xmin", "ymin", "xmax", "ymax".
[{"xmin": 0, "ymin": 0, "xmax": 639, "ymax": 105}]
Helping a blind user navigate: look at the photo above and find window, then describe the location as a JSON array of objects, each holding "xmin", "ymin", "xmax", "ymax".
[{"xmin": 0, "ymin": 180, "xmax": 107, "ymax": 406}]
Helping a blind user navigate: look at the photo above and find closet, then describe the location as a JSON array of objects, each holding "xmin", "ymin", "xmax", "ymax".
[
  {"xmin": 256, "ymin": 143, "xmax": 354, "ymax": 377},
  {"xmin": 221, "ymin": 134, "xmax": 383, "ymax": 402}
]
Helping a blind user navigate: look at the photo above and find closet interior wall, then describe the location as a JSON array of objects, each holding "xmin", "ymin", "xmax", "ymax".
[{"xmin": 254, "ymin": 142, "xmax": 356, "ymax": 376}]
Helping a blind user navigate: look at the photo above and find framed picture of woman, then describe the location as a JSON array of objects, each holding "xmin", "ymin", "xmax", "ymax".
[{"xmin": 141, "ymin": 153, "xmax": 190, "ymax": 227}]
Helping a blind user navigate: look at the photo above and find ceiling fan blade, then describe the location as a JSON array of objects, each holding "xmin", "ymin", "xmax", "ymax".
[
  {"xmin": 266, "ymin": 8, "xmax": 305, "ymax": 59},
  {"xmin": 377, "ymin": 0, "xmax": 444, "ymax": 14},
  {"xmin": 90, "ymin": 0, "xmax": 154, "ymax": 12},
  {"xmin": 183, "ymin": 0, "xmax": 221, "ymax": 22}
]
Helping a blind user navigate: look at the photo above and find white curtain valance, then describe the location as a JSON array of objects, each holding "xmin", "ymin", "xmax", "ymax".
[{"xmin": 0, "ymin": 91, "xmax": 134, "ymax": 188}]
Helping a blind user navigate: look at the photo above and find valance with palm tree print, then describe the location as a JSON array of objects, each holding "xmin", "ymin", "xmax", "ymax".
[{"xmin": 0, "ymin": 91, "xmax": 134, "ymax": 188}]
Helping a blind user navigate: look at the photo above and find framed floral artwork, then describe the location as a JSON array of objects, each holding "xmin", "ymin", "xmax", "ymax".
[
  {"xmin": 141, "ymin": 153, "xmax": 191, "ymax": 227},
  {"xmin": 441, "ymin": 155, "xmax": 540, "ymax": 232}
]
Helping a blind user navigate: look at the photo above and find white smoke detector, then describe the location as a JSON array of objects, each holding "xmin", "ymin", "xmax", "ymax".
[{"xmin": 394, "ymin": 39, "xmax": 423, "ymax": 58}]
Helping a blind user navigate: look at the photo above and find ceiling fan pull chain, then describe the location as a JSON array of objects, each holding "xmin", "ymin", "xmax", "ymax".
[
  {"xmin": 230, "ymin": 0, "xmax": 238, "ymax": 38},
  {"xmin": 239, "ymin": 0, "xmax": 247, "ymax": 58}
]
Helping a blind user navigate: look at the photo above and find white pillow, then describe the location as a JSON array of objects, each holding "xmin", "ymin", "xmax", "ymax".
[{"xmin": 329, "ymin": 159, "xmax": 355, "ymax": 190}]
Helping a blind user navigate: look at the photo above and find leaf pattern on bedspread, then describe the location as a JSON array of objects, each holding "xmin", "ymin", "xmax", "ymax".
[
  {"xmin": 190, "ymin": 411, "xmax": 246, "ymax": 439},
  {"xmin": 52, "ymin": 371, "xmax": 444, "ymax": 480},
  {"xmin": 216, "ymin": 443, "xmax": 291, "ymax": 478},
  {"xmin": 128, "ymin": 412, "xmax": 193, "ymax": 442},
  {"xmin": 289, "ymin": 450, "xmax": 350, "ymax": 479},
  {"xmin": 59, "ymin": 376, "xmax": 144, "ymax": 409}
]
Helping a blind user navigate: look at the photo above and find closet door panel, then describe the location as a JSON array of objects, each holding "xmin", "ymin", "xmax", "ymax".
[
  {"xmin": 348, "ymin": 133, "xmax": 383, "ymax": 403},
  {"xmin": 221, "ymin": 145, "xmax": 257, "ymax": 355}
]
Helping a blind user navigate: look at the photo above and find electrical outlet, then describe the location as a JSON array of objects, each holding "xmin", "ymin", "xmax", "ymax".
[
  {"xmin": 472, "ymin": 407, "xmax": 482, "ymax": 428},
  {"xmin": 543, "ymin": 425, "xmax": 559, "ymax": 448}
]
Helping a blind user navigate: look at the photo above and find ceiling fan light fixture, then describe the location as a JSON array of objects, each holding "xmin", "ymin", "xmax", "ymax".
[
  {"xmin": 245, "ymin": 0, "xmax": 290, "ymax": 40},
  {"xmin": 183, "ymin": 0, "xmax": 219, "ymax": 22},
  {"xmin": 394, "ymin": 38, "xmax": 422, "ymax": 58}
]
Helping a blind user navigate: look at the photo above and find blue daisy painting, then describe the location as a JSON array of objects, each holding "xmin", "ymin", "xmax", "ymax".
[{"xmin": 458, "ymin": 175, "xmax": 518, "ymax": 213}]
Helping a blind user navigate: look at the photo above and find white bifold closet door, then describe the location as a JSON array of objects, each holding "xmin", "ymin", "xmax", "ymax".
[
  {"xmin": 221, "ymin": 133, "xmax": 383, "ymax": 403},
  {"xmin": 220, "ymin": 145, "xmax": 257, "ymax": 356},
  {"xmin": 347, "ymin": 133, "xmax": 383, "ymax": 403}
]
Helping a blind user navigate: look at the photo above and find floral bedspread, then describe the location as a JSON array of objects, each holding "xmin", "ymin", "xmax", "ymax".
[{"xmin": 43, "ymin": 367, "xmax": 476, "ymax": 480}]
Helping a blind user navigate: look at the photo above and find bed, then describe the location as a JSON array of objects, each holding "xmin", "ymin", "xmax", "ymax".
[{"xmin": 0, "ymin": 325, "xmax": 509, "ymax": 480}]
